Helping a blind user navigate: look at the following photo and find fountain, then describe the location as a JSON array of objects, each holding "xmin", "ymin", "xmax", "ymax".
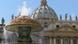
[
  {"xmin": 2, "ymin": 28, "xmax": 18, "ymax": 43},
  {"xmin": 1, "ymin": 1, "xmax": 41, "ymax": 44}
]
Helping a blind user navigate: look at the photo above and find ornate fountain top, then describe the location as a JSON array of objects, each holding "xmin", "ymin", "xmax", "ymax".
[{"xmin": 19, "ymin": 1, "xmax": 30, "ymax": 16}]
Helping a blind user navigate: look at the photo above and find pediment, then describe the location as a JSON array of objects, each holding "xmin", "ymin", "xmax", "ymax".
[{"xmin": 56, "ymin": 26, "xmax": 77, "ymax": 32}]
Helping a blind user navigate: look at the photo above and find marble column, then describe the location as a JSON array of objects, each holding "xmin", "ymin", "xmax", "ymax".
[
  {"xmin": 61, "ymin": 38, "xmax": 63, "ymax": 44},
  {"xmin": 39, "ymin": 39, "xmax": 42, "ymax": 44},
  {"xmin": 50, "ymin": 38, "xmax": 52, "ymax": 44},
  {"xmin": 71, "ymin": 39, "xmax": 73, "ymax": 44},
  {"xmin": 54, "ymin": 38, "xmax": 56, "ymax": 44}
]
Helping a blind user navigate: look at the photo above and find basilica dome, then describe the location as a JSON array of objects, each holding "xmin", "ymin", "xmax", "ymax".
[{"xmin": 32, "ymin": 0, "xmax": 58, "ymax": 21}]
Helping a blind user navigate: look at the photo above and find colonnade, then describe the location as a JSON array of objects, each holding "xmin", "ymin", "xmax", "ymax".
[{"xmin": 42, "ymin": 37, "xmax": 78, "ymax": 44}]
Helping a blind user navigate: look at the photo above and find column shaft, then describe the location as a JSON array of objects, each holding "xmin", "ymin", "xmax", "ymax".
[
  {"xmin": 71, "ymin": 38, "xmax": 73, "ymax": 44},
  {"xmin": 77, "ymin": 39, "xmax": 78, "ymax": 44},
  {"xmin": 50, "ymin": 38, "xmax": 52, "ymax": 44},
  {"xmin": 61, "ymin": 39, "xmax": 63, "ymax": 44},
  {"xmin": 54, "ymin": 38, "xmax": 56, "ymax": 44}
]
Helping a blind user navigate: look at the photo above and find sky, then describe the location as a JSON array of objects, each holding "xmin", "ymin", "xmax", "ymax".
[{"xmin": 0, "ymin": 0, "xmax": 78, "ymax": 23}]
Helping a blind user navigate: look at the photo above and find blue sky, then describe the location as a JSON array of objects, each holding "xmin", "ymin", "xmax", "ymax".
[{"xmin": 0, "ymin": 0, "xmax": 78, "ymax": 23}]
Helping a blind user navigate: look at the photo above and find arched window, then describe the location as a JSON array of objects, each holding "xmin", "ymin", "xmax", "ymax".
[
  {"xmin": 72, "ymin": 25, "xmax": 76, "ymax": 28},
  {"xmin": 56, "ymin": 25, "xmax": 59, "ymax": 28},
  {"xmin": 44, "ymin": 22, "xmax": 48, "ymax": 27}
]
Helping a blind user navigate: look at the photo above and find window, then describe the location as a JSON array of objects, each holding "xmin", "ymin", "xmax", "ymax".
[
  {"xmin": 44, "ymin": 25, "xmax": 48, "ymax": 27},
  {"xmin": 72, "ymin": 25, "xmax": 76, "ymax": 28},
  {"xmin": 44, "ymin": 22, "xmax": 48, "ymax": 27},
  {"xmin": 56, "ymin": 25, "xmax": 59, "ymax": 28},
  {"xmin": 44, "ymin": 22, "xmax": 47, "ymax": 24}
]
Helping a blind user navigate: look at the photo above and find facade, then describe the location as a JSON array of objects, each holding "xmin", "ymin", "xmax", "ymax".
[
  {"xmin": 31, "ymin": 0, "xmax": 78, "ymax": 44},
  {"xmin": 1, "ymin": 0, "xmax": 78, "ymax": 44}
]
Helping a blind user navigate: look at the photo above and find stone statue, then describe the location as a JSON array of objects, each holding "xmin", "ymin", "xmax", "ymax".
[
  {"xmin": 69, "ymin": 15, "xmax": 72, "ymax": 21},
  {"xmin": 60, "ymin": 15, "xmax": 62, "ymax": 20},
  {"xmin": 75, "ymin": 16, "xmax": 78, "ymax": 21},
  {"xmin": 1, "ymin": 17, "xmax": 5, "ymax": 25},
  {"xmin": 11, "ymin": 14, "xmax": 14, "ymax": 20},
  {"xmin": 65, "ymin": 13, "xmax": 68, "ymax": 21}
]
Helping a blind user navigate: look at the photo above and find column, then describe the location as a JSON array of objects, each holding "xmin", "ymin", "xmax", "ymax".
[
  {"xmin": 39, "ymin": 39, "xmax": 42, "ymax": 44},
  {"xmin": 61, "ymin": 38, "xmax": 63, "ymax": 44},
  {"xmin": 54, "ymin": 38, "xmax": 56, "ymax": 44},
  {"xmin": 71, "ymin": 38, "xmax": 73, "ymax": 44},
  {"xmin": 50, "ymin": 38, "xmax": 52, "ymax": 44},
  {"xmin": 77, "ymin": 39, "xmax": 78, "ymax": 44}
]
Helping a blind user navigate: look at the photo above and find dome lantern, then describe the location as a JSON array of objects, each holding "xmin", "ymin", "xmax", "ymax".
[{"xmin": 40, "ymin": 0, "xmax": 47, "ymax": 6}]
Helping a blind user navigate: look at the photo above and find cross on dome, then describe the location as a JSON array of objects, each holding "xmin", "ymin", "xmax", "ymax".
[{"xmin": 40, "ymin": 0, "xmax": 47, "ymax": 6}]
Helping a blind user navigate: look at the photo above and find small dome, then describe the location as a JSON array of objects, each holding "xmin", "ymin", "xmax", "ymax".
[{"xmin": 32, "ymin": 0, "xmax": 58, "ymax": 21}]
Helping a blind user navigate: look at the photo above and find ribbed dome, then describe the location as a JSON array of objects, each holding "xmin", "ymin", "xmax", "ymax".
[{"xmin": 32, "ymin": 0, "xmax": 58, "ymax": 21}]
